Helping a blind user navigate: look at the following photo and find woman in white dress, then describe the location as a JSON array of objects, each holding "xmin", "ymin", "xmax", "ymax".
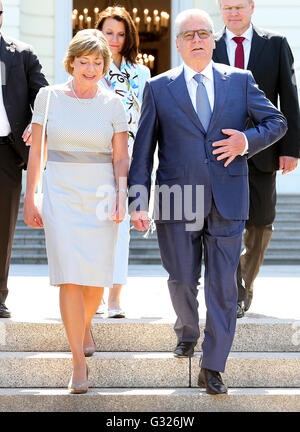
[
  {"xmin": 23, "ymin": 30, "xmax": 129, "ymax": 394},
  {"xmin": 96, "ymin": 6, "xmax": 151, "ymax": 318}
]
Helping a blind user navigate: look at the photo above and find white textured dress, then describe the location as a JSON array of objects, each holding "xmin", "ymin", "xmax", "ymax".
[{"xmin": 32, "ymin": 85, "xmax": 128, "ymax": 287}]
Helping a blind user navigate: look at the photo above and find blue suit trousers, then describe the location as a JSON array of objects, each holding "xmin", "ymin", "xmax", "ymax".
[{"xmin": 156, "ymin": 201, "xmax": 245, "ymax": 372}]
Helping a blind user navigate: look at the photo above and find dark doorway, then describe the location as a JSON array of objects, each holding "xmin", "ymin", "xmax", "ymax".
[{"xmin": 72, "ymin": 0, "xmax": 171, "ymax": 76}]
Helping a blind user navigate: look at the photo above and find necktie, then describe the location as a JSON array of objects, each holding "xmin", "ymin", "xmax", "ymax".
[
  {"xmin": 193, "ymin": 74, "xmax": 212, "ymax": 132},
  {"xmin": 233, "ymin": 36, "xmax": 245, "ymax": 69}
]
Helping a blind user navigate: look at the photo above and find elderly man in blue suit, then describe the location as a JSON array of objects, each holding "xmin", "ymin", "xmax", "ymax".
[{"xmin": 129, "ymin": 9, "xmax": 287, "ymax": 395}]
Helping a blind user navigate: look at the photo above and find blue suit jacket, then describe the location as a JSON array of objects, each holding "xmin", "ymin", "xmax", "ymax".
[{"xmin": 129, "ymin": 62, "xmax": 287, "ymax": 222}]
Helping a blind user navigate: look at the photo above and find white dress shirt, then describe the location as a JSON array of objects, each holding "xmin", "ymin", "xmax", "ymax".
[
  {"xmin": 225, "ymin": 25, "xmax": 254, "ymax": 69},
  {"xmin": 0, "ymin": 36, "xmax": 11, "ymax": 136},
  {"xmin": 183, "ymin": 61, "xmax": 248, "ymax": 155}
]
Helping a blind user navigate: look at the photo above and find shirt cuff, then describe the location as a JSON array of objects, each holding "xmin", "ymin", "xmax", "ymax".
[{"xmin": 240, "ymin": 133, "xmax": 249, "ymax": 156}]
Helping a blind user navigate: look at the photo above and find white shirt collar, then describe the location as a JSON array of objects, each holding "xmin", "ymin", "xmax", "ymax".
[
  {"xmin": 226, "ymin": 24, "xmax": 253, "ymax": 42},
  {"xmin": 183, "ymin": 61, "xmax": 214, "ymax": 84}
]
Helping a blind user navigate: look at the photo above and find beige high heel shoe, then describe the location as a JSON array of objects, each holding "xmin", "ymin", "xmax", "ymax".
[
  {"xmin": 68, "ymin": 365, "xmax": 89, "ymax": 394},
  {"xmin": 84, "ymin": 329, "xmax": 96, "ymax": 357}
]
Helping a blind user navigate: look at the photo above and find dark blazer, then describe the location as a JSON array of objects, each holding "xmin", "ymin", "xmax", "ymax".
[
  {"xmin": 213, "ymin": 26, "xmax": 300, "ymax": 172},
  {"xmin": 0, "ymin": 33, "xmax": 48, "ymax": 168},
  {"xmin": 129, "ymin": 63, "xmax": 287, "ymax": 223}
]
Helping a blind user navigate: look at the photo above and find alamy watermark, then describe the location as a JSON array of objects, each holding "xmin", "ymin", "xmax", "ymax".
[{"xmin": 95, "ymin": 180, "xmax": 205, "ymax": 232}]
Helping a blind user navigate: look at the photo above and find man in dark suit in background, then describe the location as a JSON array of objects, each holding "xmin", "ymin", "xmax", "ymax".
[
  {"xmin": 213, "ymin": 0, "xmax": 300, "ymax": 318},
  {"xmin": 0, "ymin": 1, "xmax": 48, "ymax": 318}
]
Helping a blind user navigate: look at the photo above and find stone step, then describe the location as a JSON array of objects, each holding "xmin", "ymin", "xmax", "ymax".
[
  {"xmin": 129, "ymin": 256, "xmax": 162, "ymax": 265},
  {"xmin": 129, "ymin": 236, "xmax": 158, "ymax": 244},
  {"xmin": 131, "ymin": 231, "xmax": 300, "ymax": 242},
  {"xmin": 276, "ymin": 198, "xmax": 300, "ymax": 207},
  {"xmin": 270, "ymin": 232, "xmax": 300, "ymax": 240},
  {"xmin": 264, "ymin": 253, "xmax": 300, "ymax": 261},
  {"xmin": 264, "ymin": 249, "xmax": 300, "ymax": 257},
  {"xmin": 263, "ymin": 258, "xmax": 300, "ymax": 265},
  {"xmin": 131, "ymin": 255, "xmax": 300, "ymax": 264},
  {"xmin": 277, "ymin": 194, "xmax": 300, "ymax": 200},
  {"xmin": 269, "ymin": 239, "xmax": 300, "ymax": 247},
  {"xmin": 276, "ymin": 206, "xmax": 300, "ymax": 213},
  {"xmin": 1, "ymin": 388, "xmax": 300, "ymax": 412},
  {"xmin": 265, "ymin": 244, "xmax": 300, "ymax": 252},
  {"xmin": 130, "ymin": 247, "xmax": 161, "ymax": 257},
  {"xmin": 274, "ymin": 216, "xmax": 300, "ymax": 223},
  {"xmin": 272, "ymin": 221, "xmax": 300, "ymax": 231},
  {"xmin": 10, "ymin": 245, "xmax": 46, "ymax": 256},
  {"xmin": 0, "ymin": 352, "xmax": 299, "ymax": 388},
  {"xmin": 10, "ymin": 255, "xmax": 48, "ymax": 264},
  {"xmin": 11, "ymin": 231, "xmax": 300, "ymax": 249},
  {"xmin": 1, "ymin": 318, "xmax": 299, "ymax": 353},
  {"xmin": 13, "ymin": 236, "xmax": 46, "ymax": 246},
  {"xmin": 276, "ymin": 205, "xmax": 300, "ymax": 212},
  {"xmin": 14, "ymin": 227, "xmax": 44, "ymax": 236}
]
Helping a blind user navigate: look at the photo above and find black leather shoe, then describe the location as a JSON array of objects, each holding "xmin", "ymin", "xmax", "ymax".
[
  {"xmin": 237, "ymin": 301, "xmax": 245, "ymax": 318},
  {"xmin": 173, "ymin": 341, "xmax": 197, "ymax": 358},
  {"xmin": 0, "ymin": 303, "xmax": 11, "ymax": 318},
  {"xmin": 198, "ymin": 368, "xmax": 228, "ymax": 395}
]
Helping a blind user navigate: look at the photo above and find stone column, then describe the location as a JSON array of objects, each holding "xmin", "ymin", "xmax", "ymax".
[
  {"xmin": 20, "ymin": 0, "xmax": 55, "ymax": 84},
  {"xmin": 1, "ymin": 0, "xmax": 21, "ymax": 39}
]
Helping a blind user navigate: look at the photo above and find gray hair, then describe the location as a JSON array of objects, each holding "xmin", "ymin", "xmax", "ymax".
[
  {"xmin": 175, "ymin": 9, "xmax": 215, "ymax": 37},
  {"xmin": 217, "ymin": 0, "xmax": 253, "ymax": 6}
]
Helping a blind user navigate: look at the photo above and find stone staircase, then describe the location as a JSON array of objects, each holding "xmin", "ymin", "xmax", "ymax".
[
  {"xmin": 130, "ymin": 194, "xmax": 300, "ymax": 265},
  {"xmin": 12, "ymin": 194, "xmax": 47, "ymax": 264},
  {"xmin": 0, "ymin": 317, "xmax": 300, "ymax": 411},
  {"xmin": 265, "ymin": 195, "xmax": 300, "ymax": 264},
  {"xmin": 12, "ymin": 194, "xmax": 300, "ymax": 265}
]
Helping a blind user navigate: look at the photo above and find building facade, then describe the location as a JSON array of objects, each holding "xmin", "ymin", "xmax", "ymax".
[{"xmin": 2, "ymin": 0, "xmax": 300, "ymax": 193}]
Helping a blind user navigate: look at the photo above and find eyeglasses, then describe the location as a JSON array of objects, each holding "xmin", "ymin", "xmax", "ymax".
[
  {"xmin": 178, "ymin": 29, "xmax": 213, "ymax": 41},
  {"xmin": 222, "ymin": 6, "xmax": 247, "ymax": 13}
]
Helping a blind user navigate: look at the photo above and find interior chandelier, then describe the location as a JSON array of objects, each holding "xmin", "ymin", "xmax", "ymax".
[{"xmin": 72, "ymin": 6, "xmax": 170, "ymax": 40}]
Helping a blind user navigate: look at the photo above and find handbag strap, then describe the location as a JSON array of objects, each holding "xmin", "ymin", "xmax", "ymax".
[{"xmin": 37, "ymin": 88, "xmax": 52, "ymax": 197}]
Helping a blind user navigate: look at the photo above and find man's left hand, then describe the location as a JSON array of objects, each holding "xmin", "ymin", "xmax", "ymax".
[
  {"xmin": 279, "ymin": 156, "xmax": 298, "ymax": 175},
  {"xmin": 212, "ymin": 129, "xmax": 246, "ymax": 167},
  {"xmin": 22, "ymin": 123, "xmax": 32, "ymax": 146}
]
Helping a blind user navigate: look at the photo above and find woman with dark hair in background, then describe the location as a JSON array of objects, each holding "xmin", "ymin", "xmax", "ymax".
[{"xmin": 96, "ymin": 6, "xmax": 150, "ymax": 318}]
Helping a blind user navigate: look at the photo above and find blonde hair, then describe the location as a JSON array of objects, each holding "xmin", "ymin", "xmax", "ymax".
[{"xmin": 63, "ymin": 29, "xmax": 111, "ymax": 76}]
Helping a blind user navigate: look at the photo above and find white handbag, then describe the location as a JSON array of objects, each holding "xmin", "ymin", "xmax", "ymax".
[{"xmin": 34, "ymin": 88, "xmax": 52, "ymax": 214}]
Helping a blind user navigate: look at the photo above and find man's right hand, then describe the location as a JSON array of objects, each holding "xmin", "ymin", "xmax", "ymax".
[{"xmin": 131, "ymin": 211, "xmax": 150, "ymax": 231}]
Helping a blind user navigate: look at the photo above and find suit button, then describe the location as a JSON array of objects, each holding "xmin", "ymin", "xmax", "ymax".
[{"xmin": 204, "ymin": 159, "xmax": 209, "ymax": 164}]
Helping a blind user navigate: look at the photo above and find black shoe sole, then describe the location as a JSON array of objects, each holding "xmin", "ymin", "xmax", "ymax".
[
  {"xmin": 206, "ymin": 388, "xmax": 228, "ymax": 395},
  {"xmin": 0, "ymin": 313, "xmax": 11, "ymax": 318},
  {"xmin": 198, "ymin": 376, "xmax": 228, "ymax": 394},
  {"xmin": 174, "ymin": 350, "xmax": 195, "ymax": 358},
  {"xmin": 198, "ymin": 378, "xmax": 227, "ymax": 394}
]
